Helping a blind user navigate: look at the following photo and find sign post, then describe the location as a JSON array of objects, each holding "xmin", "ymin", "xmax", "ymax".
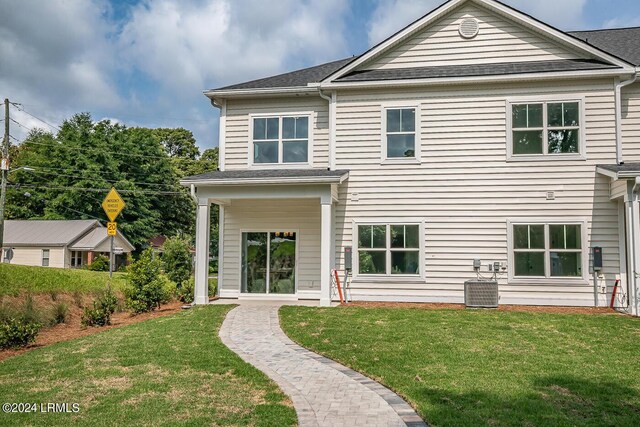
[{"xmin": 102, "ymin": 188, "xmax": 126, "ymax": 278}]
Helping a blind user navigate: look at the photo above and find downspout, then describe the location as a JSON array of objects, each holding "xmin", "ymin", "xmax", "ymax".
[
  {"xmin": 190, "ymin": 184, "xmax": 197, "ymax": 202},
  {"xmin": 318, "ymin": 89, "xmax": 336, "ymax": 170},
  {"xmin": 615, "ymin": 73, "xmax": 638, "ymax": 164}
]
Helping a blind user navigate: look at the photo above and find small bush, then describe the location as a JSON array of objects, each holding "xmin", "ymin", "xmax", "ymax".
[
  {"xmin": 50, "ymin": 302, "xmax": 69, "ymax": 325},
  {"xmin": 162, "ymin": 236, "xmax": 193, "ymax": 285},
  {"xmin": 73, "ymin": 290, "xmax": 84, "ymax": 308},
  {"xmin": 125, "ymin": 249, "xmax": 171, "ymax": 314},
  {"xmin": 81, "ymin": 286, "xmax": 119, "ymax": 327},
  {"xmin": 21, "ymin": 294, "xmax": 42, "ymax": 325},
  {"xmin": 177, "ymin": 278, "xmax": 195, "ymax": 303},
  {"xmin": 49, "ymin": 290, "xmax": 58, "ymax": 301},
  {"xmin": 0, "ymin": 318, "xmax": 41, "ymax": 349},
  {"xmin": 87, "ymin": 255, "xmax": 109, "ymax": 272}
]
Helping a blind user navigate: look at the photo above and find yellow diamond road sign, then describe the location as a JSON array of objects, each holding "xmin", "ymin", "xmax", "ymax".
[{"xmin": 102, "ymin": 188, "xmax": 126, "ymax": 222}]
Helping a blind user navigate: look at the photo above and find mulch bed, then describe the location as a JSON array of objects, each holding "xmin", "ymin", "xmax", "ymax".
[
  {"xmin": 0, "ymin": 297, "xmax": 184, "ymax": 362},
  {"xmin": 344, "ymin": 301, "xmax": 621, "ymax": 315}
]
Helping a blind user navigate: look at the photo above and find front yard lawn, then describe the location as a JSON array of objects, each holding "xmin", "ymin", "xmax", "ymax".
[
  {"xmin": 0, "ymin": 306, "xmax": 296, "ymax": 427},
  {"xmin": 280, "ymin": 306, "xmax": 640, "ymax": 427}
]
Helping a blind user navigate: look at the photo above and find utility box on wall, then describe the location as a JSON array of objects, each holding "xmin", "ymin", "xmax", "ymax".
[
  {"xmin": 344, "ymin": 247, "xmax": 352, "ymax": 271},
  {"xmin": 592, "ymin": 247, "xmax": 603, "ymax": 272}
]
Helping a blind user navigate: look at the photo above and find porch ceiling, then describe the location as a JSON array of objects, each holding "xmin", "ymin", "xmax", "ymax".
[{"xmin": 181, "ymin": 169, "xmax": 349, "ymax": 186}]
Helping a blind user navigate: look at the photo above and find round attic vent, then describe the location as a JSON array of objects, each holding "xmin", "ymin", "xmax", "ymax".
[{"xmin": 459, "ymin": 18, "xmax": 479, "ymax": 39}]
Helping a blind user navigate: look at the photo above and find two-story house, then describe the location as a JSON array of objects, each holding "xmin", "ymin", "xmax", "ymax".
[{"xmin": 182, "ymin": 0, "xmax": 640, "ymax": 316}]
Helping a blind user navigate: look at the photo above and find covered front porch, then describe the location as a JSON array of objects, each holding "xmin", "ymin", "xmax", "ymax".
[{"xmin": 182, "ymin": 170, "xmax": 349, "ymax": 307}]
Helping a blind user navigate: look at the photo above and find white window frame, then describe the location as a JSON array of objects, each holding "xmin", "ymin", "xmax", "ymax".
[
  {"xmin": 238, "ymin": 229, "xmax": 300, "ymax": 295},
  {"xmin": 352, "ymin": 219, "xmax": 426, "ymax": 282},
  {"xmin": 506, "ymin": 96, "xmax": 586, "ymax": 162},
  {"xmin": 381, "ymin": 103, "xmax": 422, "ymax": 164},
  {"xmin": 507, "ymin": 218, "xmax": 589, "ymax": 285},
  {"xmin": 42, "ymin": 249, "xmax": 50, "ymax": 267},
  {"xmin": 248, "ymin": 112, "xmax": 314, "ymax": 168}
]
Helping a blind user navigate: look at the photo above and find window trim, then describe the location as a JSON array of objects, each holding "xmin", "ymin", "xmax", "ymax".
[
  {"xmin": 381, "ymin": 103, "xmax": 422, "ymax": 164},
  {"xmin": 42, "ymin": 249, "xmax": 50, "ymax": 267},
  {"xmin": 352, "ymin": 219, "xmax": 426, "ymax": 282},
  {"xmin": 507, "ymin": 218, "xmax": 589, "ymax": 285},
  {"xmin": 248, "ymin": 112, "xmax": 314, "ymax": 168},
  {"xmin": 506, "ymin": 96, "xmax": 586, "ymax": 162}
]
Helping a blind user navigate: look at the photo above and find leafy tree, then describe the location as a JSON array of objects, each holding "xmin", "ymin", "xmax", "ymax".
[
  {"xmin": 125, "ymin": 248, "xmax": 171, "ymax": 313},
  {"xmin": 162, "ymin": 235, "xmax": 193, "ymax": 285}
]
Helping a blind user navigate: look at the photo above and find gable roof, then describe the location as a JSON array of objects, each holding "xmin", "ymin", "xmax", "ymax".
[
  {"xmin": 69, "ymin": 227, "xmax": 135, "ymax": 252},
  {"xmin": 569, "ymin": 27, "xmax": 640, "ymax": 66},
  {"xmin": 4, "ymin": 220, "xmax": 100, "ymax": 247},
  {"xmin": 206, "ymin": 0, "xmax": 638, "ymax": 95}
]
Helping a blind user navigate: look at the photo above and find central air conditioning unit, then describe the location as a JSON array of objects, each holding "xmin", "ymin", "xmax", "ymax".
[{"xmin": 464, "ymin": 280, "xmax": 499, "ymax": 308}]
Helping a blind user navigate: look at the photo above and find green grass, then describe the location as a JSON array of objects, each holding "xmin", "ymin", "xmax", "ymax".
[
  {"xmin": 280, "ymin": 306, "xmax": 640, "ymax": 427},
  {"xmin": 0, "ymin": 305, "xmax": 296, "ymax": 426},
  {"xmin": 0, "ymin": 264, "xmax": 126, "ymax": 297}
]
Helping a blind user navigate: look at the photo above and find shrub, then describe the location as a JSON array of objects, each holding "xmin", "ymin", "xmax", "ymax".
[
  {"xmin": 81, "ymin": 286, "xmax": 119, "ymax": 327},
  {"xmin": 50, "ymin": 302, "xmax": 69, "ymax": 325},
  {"xmin": 177, "ymin": 278, "xmax": 195, "ymax": 303},
  {"xmin": 72, "ymin": 290, "xmax": 84, "ymax": 308},
  {"xmin": 0, "ymin": 318, "xmax": 41, "ymax": 349},
  {"xmin": 162, "ymin": 236, "xmax": 193, "ymax": 285},
  {"xmin": 87, "ymin": 254, "xmax": 110, "ymax": 272},
  {"xmin": 125, "ymin": 249, "xmax": 171, "ymax": 314},
  {"xmin": 21, "ymin": 294, "xmax": 42, "ymax": 325}
]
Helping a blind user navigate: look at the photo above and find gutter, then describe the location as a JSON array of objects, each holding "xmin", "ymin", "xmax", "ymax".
[
  {"xmin": 181, "ymin": 174, "xmax": 349, "ymax": 187},
  {"xmin": 615, "ymin": 73, "xmax": 639, "ymax": 164},
  {"xmin": 317, "ymin": 89, "xmax": 336, "ymax": 171}
]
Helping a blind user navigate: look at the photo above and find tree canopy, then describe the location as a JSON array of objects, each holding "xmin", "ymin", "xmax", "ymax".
[{"xmin": 6, "ymin": 113, "xmax": 218, "ymax": 251}]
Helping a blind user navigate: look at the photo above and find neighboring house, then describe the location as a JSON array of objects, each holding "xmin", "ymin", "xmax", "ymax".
[
  {"xmin": 1, "ymin": 220, "xmax": 135, "ymax": 269},
  {"xmin": 149, "ymin": 235, "xmax": 168, "ymax": 253},
  {"xmin": 182, "ymin": 0, "xmax": 640, "ymax": 316}
]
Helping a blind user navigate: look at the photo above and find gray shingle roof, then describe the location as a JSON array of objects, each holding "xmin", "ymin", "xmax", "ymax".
[
  {"xmin": 4, "ymin": 220, "xmax": 100, "ymax": 247},
  {"xmin": 598, "ymin": 163, "xmax": 640, "ymax": 174},
  {"xmin": 336, "ymin": 59, "xmax": 619, "ymax": 83},
  {"xmin": 569, "ymin": 27, "xmax": 640, "ymax": 66},
  {"xmin": 182, "ymin": 169, "xmax": 349, "ymax": 184},
  {"xmin": 214, "ymin": 58, "xmax": 356, "ymax": 91},
  {"xmin": 69, "ymin": 227, "xmax": 135, "ymax": 252}
]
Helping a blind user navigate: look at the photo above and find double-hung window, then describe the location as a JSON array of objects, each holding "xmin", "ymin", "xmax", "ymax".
[
  {"xmin": 42, "ymin": 249, "xmax": 50, "ymax": 267},
  {"xmin": 511, "ymin": 221, "xmax": 584, "ymax": 280},
  {"xmin": 357, "ymin": 223, "xmax": 421, "ymax": 276},
  {"xmin": 384, "ymin": 107, "xmax": 419, "ymax": 160},
  {"xmin": 510, "ymin": 101, "xmax": 581, "ymax": 157},
  {"xmin": 71, "ymin": 251, "xmax": 83, "ymax": 268},
  {"xmin": 252, "ymin": 115, "xmax": 310, "ymax": 165}
]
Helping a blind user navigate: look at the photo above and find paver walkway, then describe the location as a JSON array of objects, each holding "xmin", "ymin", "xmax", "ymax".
[{"xmin": 219, "ymin": 303, "xmax": 427, "ymax": 427}]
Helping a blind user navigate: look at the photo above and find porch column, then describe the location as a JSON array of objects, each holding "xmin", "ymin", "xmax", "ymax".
[
  {"xmin": 626, "ymin": 182, "xmax": 640, "ymax": 316},
  {"xmin": 194, "ymin": 200, "xmax": 211, "ymax": 305},
  {"xmin": 320, "ymin": 201, "xmax": 332, "ymax": 307}
]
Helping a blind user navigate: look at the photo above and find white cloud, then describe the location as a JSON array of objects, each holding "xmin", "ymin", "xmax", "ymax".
[
  {"xmin": 367, "ymin": 0, "xmax": 588, "ymax": 47},
  {"xmin": 118, "ymin": 0, "xmax": 351, "ymax": 94}
]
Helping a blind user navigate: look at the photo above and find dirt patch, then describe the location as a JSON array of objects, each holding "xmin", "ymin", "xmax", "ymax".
[
  {"xmin": 0, "ymin": 296, "xmax": 183, "ymax": 362},
  {"xmin": 344, "ymin": 301, "xmax": 620, "ymax": 315}
]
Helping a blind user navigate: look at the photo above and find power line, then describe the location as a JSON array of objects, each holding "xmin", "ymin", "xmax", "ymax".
[
  {"xmin": 10, "ymin": 103, "xmax": 61, "ymax": 132},
  {"xmin": 27, "ymin": 169, "xmax": 183, "ymax": 190},
  {"xmin": 8, "ymin": 183, "xmax": 185, "ymax": 196}
]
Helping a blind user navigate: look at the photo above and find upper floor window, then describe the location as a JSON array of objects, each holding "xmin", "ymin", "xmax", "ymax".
[
  {"xmin": 383, "ymin": 107, "xmax": 420, "ymax": 161},
  {"xmin": 510, "ymin": 101, "xmax": 582, "ymax": 158},
  {"xmin": 252, "ymin": 115, "xmax": 309, "ymax": 165}
]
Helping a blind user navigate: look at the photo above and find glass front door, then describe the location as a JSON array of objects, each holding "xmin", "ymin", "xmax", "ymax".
[{"xmin": 241, "ymin": 232, "xmax": 296, "ymax": 295}]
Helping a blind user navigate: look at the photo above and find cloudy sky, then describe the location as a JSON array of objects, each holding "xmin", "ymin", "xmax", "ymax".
[{"xmin": 1, "ymin": 0, "xmax": 639, "ymax": 152}]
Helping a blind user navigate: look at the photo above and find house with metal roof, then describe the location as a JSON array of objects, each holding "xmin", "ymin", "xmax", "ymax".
[
  {"xmin": 182, "ymin": 0, "xmax": 640, "ymax": 317},
  {"xmin": 1, "ymin": 220, "xmax": 134, "ymax": 269}
]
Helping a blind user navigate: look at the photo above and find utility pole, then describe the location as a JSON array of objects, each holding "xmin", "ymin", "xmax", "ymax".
[{"xmin": 0, "ymin": 98, "xmax": 9, "ymax": 254}]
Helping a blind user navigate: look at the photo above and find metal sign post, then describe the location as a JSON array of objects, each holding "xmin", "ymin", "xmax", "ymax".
[{"xmin": 102, "ymin": 188, "xmax": 126, "ymax": 278}]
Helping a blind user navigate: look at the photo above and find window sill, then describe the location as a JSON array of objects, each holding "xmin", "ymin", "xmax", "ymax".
[
  {"xmin": 508, "ymin": 278, "xmax": 589, "ymax": 286},
  {"xmin": 381, "ymin": 158, "xmax": 422, "ymax": 166},
  {"xmin": 248, "ymin": 163, "xmax": 313, "ymax": 169},
  {"xmin": 506, "ymin": 155, "xmax": 586, "ymax": 163}
]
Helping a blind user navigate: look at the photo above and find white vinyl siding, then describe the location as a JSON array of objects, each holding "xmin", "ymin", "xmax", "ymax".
[
  {"xmin": 4, "ymin": 247, "xmax": 66, "ymax": 268},
  {"xmin": 621, "ymin": 82, "xmax": 640, "ymax": 162},
  {"xmin": 365, "ymin": 3, "xmax": 580, "ymax": 70},
  {"xmin": 332, "ymin": 78, "xmax": 619, "ymax": 306},
  {"xmin": 221, "ymin": 199, "xmax": 321, "ymax": 296},
  {"xmin": 225, "ymin": 97, "xmax": 329, "ymax": 170}
]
